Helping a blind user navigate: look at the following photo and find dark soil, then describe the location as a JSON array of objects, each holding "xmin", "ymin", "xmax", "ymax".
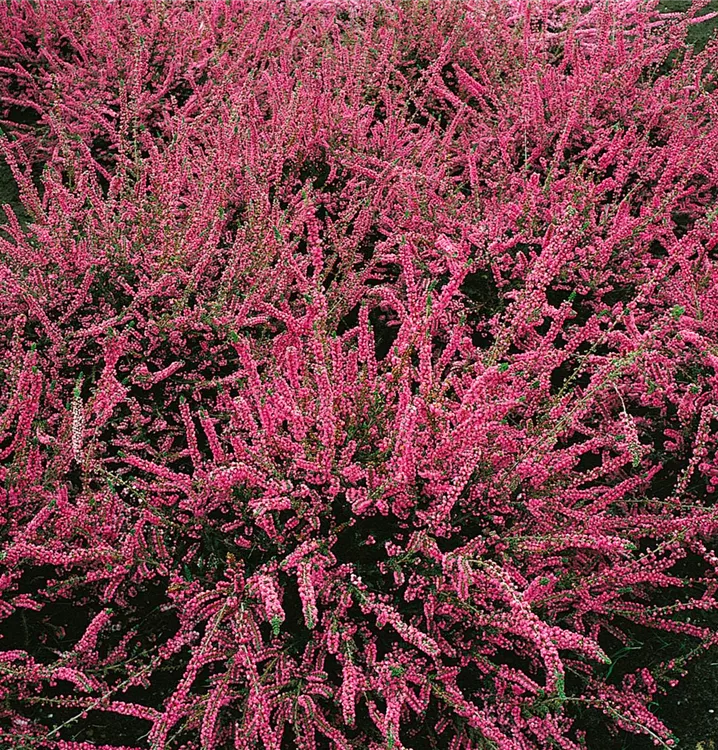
[{"xmin": 660, "ymin": 651, "xmax": 718, "ymax": 749}]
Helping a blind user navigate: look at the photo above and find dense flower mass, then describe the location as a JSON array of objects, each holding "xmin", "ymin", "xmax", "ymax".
[{"xmin": 0, "ymin": 0, "xmax": 717, "ymax": 748}]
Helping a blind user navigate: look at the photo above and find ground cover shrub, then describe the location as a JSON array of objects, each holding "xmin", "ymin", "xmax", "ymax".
[{"xmin": 0, "ymin": 1, "xmax": 717, "ymax": 748}]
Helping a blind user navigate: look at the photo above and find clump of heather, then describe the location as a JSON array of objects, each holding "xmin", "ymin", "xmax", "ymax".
[{"xmin": 0, "ymin": 1, "xmax": 717, "ymax": 748}]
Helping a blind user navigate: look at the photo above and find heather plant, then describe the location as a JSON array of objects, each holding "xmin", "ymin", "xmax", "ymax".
[{"xmin": 0, "ymin": 1, "xmax": 717, "ymax": 748}]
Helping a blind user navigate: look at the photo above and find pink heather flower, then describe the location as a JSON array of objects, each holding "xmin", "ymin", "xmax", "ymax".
[
  {"xmin": 298, "ymin": 559, "xmax": 319, "ymax": 630},
  {"xmin": 280, "ymin": 539, "xmax": 321, "ymax": 570},
  {"xmin": 370, "ymin": 601, "xmax": 440, "ymax": 658},
  {"xmin": 73, "ymin": 608, "xmax": 112, "ymax": 654},
  {"xmin": 340, "ymin": 661, "xmax": 360, "ymax": 726},
  {"xmin": 71, "ymin": 378, "xmax": 85, "ymax": 463},
  {"xmin": 253, "ymin": 574, "xmax": 285, "ymax": 634}
]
